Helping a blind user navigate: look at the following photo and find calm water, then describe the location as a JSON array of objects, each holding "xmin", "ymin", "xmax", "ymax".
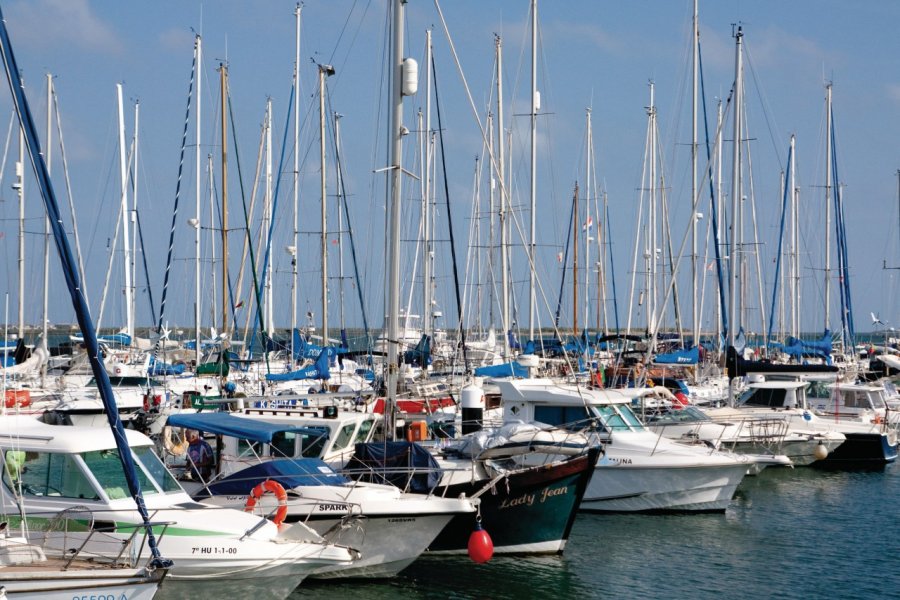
[{"xmin": 295, "ymin": 465, "xmax": 900, "ymax": 599}]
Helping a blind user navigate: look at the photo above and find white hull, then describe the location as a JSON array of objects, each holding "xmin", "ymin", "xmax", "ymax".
[
  {"xmin": 581, "ymin": 462, "xmax": 749, "ymax": 512},
  {"xmin": 0, "ymin": 570, "xmax": 160, "ymax": 600}
]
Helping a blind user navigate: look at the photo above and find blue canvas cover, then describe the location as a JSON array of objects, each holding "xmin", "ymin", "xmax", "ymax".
[
  {"xmin": 166, "ymin": 412, "xmax": 327, "ymax": 444},
  {"xmin": 653, "ymin": 346, "xmax": 700, "ymax": 365},
  {"xmin": 474, "ymin": 361, "xmax": 528, "ymax": 378},
  {"xmin": 265, "ymin": 349, "xmax": 331, "ymax": 382},
  {"xmin": 206, "ymin": 458, "xmax": 349, "ymax": 496},
  {"xmin": 344, "ymin": 442, "xmax": 442, "ymax": 494}
]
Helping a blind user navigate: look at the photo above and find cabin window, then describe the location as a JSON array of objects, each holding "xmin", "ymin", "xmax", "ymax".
[
  {"xmin": 237, "ymin": 438, "xmax": 263, "ymax": 458},
  {"xmin": 269, "ymin": 431, "xmax": 298, "ymax": 458},
  {"xmin": 354, "ymin": 419, "xmax": 375, "ymax": 443},
  {"xmin": 741, "ymin": 388, "xmax": 787, "ymax": 408},
  {"xmin": 594, "ymin": 405, "xmax": 630, "ymax": 431},
  {"xmin": 806, "ymin": 381, "xmax": 830, "ymax": 399},
  {"xmin": 132, "ymin": 446, "xmax": 182, "ymax": 493},
  {"xmin": 298, "ymin": 428, "xmax": 330, "ymax": 458},
  {"xmin": 3, "ymin": 451, "xmax": 100, "ymax": 500},
  {"xmin": 534, "ymin": 405, "xmax": 592, "ymax": 431},
  {"xmin": 81, "ymin": 449, "xmax": 158, "ymax": 500},
  {"xmin": 332, "ymin": 424, "xmax": 357, "ymax": 452},
  {"xmin": 616, "ymin": 405, "xmax": 645, "ymax": 430}
]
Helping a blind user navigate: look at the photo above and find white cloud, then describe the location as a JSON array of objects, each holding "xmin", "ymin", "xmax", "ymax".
[
  {"xmin": 6, "ymin": 0, "xmax": 122, "ymax": 54},
  {"xmin": 158, "ymin": 27, "xmax": 195, "ymax": 55},
  {"xmin": 888, "ymin": 83, "xmax": 900, "ymax": 103}
]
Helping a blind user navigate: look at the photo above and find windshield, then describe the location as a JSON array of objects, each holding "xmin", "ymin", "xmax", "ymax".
[
  {"xmin": 80, "ymin": 449, "xmax": 159, "ymax": 499},
  {"xmin": 132, "ymin": 446, "xmax": 182, "ymax": 493}
]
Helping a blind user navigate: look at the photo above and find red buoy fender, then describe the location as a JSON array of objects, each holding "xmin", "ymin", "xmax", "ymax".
[
  {"xmin": 467, "ymin": 521, "xmax": 494, "ymax": 564},
  {"xmin": 244, "ymin": 479, "xmax": 289, "ymax": 526}
]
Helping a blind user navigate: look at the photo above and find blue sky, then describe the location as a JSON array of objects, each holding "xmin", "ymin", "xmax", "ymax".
[{"xmin": 0, "ymin": 0, "xmax": 898, "ymax": 341}]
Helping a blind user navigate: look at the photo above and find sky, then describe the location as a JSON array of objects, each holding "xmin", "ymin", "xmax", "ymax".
[{"xmin": 0, "ymin": 0, "xmax": 898, "ymax": 343}]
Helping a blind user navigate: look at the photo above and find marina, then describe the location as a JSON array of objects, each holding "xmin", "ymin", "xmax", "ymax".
[{"xmin": 1, "ymin": 1, "xmax": 899, "ymax": 598}]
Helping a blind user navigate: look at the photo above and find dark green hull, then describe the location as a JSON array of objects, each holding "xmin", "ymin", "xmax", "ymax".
[{"xmin": 427, "ymin": 447, "xmax": 600, "ymax": 555}]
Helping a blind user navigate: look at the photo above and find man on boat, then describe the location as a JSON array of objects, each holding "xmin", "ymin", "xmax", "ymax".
[{"xmin": 186, "ymin": 429, "xmax": 215, "ymax": 480}]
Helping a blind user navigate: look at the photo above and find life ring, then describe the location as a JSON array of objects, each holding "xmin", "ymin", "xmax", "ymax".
[
  {"xmin": 244, "ymin": 479, "xmax": 289, "ymax": 526},
  {"xmin": 162, "ymin": 426, "xmax": 188, "ymax": 456}
]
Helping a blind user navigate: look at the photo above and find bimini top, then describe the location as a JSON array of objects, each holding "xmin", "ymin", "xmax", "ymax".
[
  {"xmin": 0, "ymin": 415, "xmax": 153, "ymax": 452},
  {"xmin": 167, "ymin": 411, "xmax": 327, "ymax": 444}
]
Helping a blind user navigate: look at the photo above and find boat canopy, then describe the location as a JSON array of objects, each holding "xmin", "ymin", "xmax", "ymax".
[
  {"xmin": 166, "ymin": 412, "xmax": 326, "ymax": 444},
  {"xmin": 206, "ymin": 458, "xmax": 349, "ymax": 496},
  {"xmin": 345, "ymin": 442, "xmax": 441, "ymax": 494}
]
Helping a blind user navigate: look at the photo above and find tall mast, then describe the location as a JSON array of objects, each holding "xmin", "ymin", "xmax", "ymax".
[
  {"xmin": 292, "ymin": 4, "xmax": 301, "ymax": 344},
  {"xmin": 790, "ymin": 134, "xmax": 799, "ymax": 339},
  {"xmin": 496, "ymin": 34, "xmax": 510, "ymax": 358},
  {"xmin": 728, "ymin": 26, "xmax": 743, "ymax": 350},
  {"xmin": 422, "ymin": 29, "xmax": 433, "ymax": 340},
  {"xmin": 648, "ymin": 81, "xmax": 657, "ymax": 336},
  {"xmin": 194, "ymin": 34, "xmax": 202, "ymax": 364},
  {"xmin": 691, "ymin": 0, "xmax": 699, "ymax": 349},
  {"xmin": 191, "ymin": 34, "xmax": 203, "ymax": 365},
  {"xmin": 823, "ymin": 82, "xmax": 832, "ymax": 332},
  {"xmin": 131, "ymin": 100, "xmax": 140, "ymax": 334},
  {"xmin": 528, "ymin": 0, "xmax": 538, "ymax": 341},
  {"xmin": 264, "ymin": 97, "xmax": 273, "ymax": 336},
  {"xmin": 572, "ymin": 183, "xmax": 579, "ymax": 336},
  {"xmin": 116, "ymin": 83, "xmax": 134, "ymax": 340},
  {"xmin": 43, "ymin": 74, "xmax": 51, "ymax": 353},
  {"xmin": 386, "ymin": 0, "xmax": 408, "ymax": 437},
  {"xmin": 319, "ymin": 63, "xmax": 333, "ymax": 346},
  {"xmin": 219, "ymin": 64, "xmax": 228, "ymax": 336},
  {"xmin": 335, "ymin": 113, "xmax": 346, "ymax": 337},
  {"xmin": 16, "ymin": 94, "xmax": 24, "ymax": 340}
]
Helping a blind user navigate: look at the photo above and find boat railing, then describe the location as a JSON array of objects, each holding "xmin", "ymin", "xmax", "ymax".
[{"xmin": 24, "ymin": 506, "xmax": 172, "ymax": 569}]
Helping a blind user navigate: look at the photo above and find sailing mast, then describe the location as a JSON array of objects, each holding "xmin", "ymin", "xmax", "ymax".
[
  {"xmin": 219, "ymin": 63, "xmax": 229, "ymax": 337},
  {"xmin": 194, "ymin": 34, "xmax": 202, "ymax": 365},
  {"xmin": 292, "ymin": 4, "xmax": 301, "ymax": 350},
  {"xmin": 15, "ymin": 95, "xmax": 23, "ymax": 340},
  {"xmin": 728, "ymin": 26, "xmax": 743, "ymax": 351},
  {"xmin": 319, "ymin": 62, "xmax": 334, "ymax": 346},
  {"xmin": 823, "ymin": 82, "xmax": 833, "ymax": 333},
  {"xmin": 572, "ymin": 183, "xmax": 578, "ymax": 336},
  {"xmin": 528, "ymin": 0, "xmax": 538, "ymax": 342},
  {"xmin": 385, "ymin": 0, "xmax": 414, "ymax": 438},
  {"xmin": 422, "ymin": 29, "xmax": 433, "ymax": 344},
  {"xmin": 496, "ymin": 34, "xmax": 510, "ymax": 359},
  {"xmin": 691, "ymin": 0, "xmax": 700, "ymax": 351},
  {"xmin": 42, "ymin": 75, "xmax": 51, "ymax": 356},
  {"xmin": 263, "ymin": 98, "xmax": 274, "ymax": 336},
  {"xmin": 116, "ymin": 83, "xmax": 134, "ymax": 341}
]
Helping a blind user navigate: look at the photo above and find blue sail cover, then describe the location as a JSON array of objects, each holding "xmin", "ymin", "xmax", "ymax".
[
  {"xmin": 654, "ymin": 346, "xmax": 700, "ymax": 365},
  {"xmin": 345, "ymin": 442, "xmax": 442, "ymax": 494},
  {"xmin": 166, "ymin": 412, "xmax": 326, "ymax": 444},
  {"xmin": 266, "ymin": 349, "xmax": 331, "ymax": 382},
  {"xmin": 148, "ymin": 356, "xmax": 185, "ymax": 376},
  {"xmin": 206, "ymin": 458, "xmax": 349, "ymax": 496},
  {"xmin": 474, "ymin": 361, "xmax": 528, "ymax": 378}
]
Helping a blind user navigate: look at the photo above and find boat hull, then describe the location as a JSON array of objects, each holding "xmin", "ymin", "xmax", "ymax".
[
  {"xmin": 426, "ymin": 448, "xmax": 599, "ymax": 555},
  {"xmin": 0, "ymin": 568, "xmax": 163, "ymax": 600},
  {"xmin": 580, "ymin": 461, "xmax": 750, "ymax": 513},
  {"xmin": 811, "ymin": 432, "xmax": 899, "ymax": 470}
]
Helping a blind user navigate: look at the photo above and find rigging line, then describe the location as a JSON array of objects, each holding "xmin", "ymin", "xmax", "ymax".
[
  {"xmin": 153, "ymin": 41, "xmax": 196, "ymax": 358},
  {"xmin": 231, "ymin": 86, "xmax": 292, "ymax": 373},
  {"xmin": 554, "ymin": 185, "xmax": 576, "ymax": 329},
  {"xmin": 134, "ymin": 209, "xmax": 156, "ymax": 325},
  {"xmin": 52, "ymin": 88, "xmax": 90, "ymax": 309},
  {"xmin": 699, "ymin": 41, "xmax": 729, "ymax": 341},
  {"xmin": 432, "ymin": 53, "xmax": 468, "ymax": 373},
  {"xmin": 767, "ymin": 141, "xmax": 792, "ymax": 346}
]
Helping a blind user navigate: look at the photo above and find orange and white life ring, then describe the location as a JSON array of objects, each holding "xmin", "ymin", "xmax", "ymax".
[{"xmin": 244, "ymin": 479, "xmax": 289, "ymax": 526}]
